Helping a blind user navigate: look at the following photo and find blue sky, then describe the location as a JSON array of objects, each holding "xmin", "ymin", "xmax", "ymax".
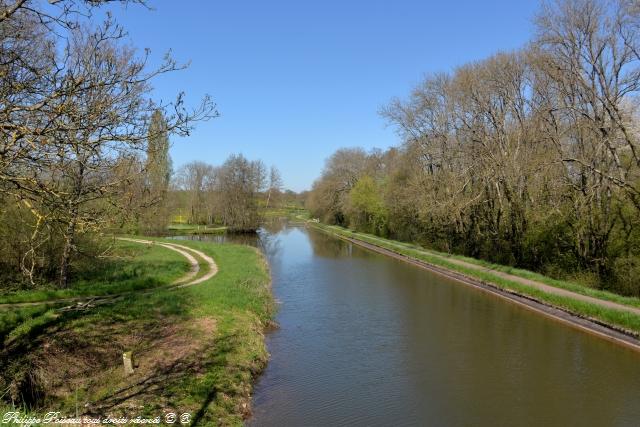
[{"xmin": 108, "ymin": 1, "xmax": 538, "ymax": 191}]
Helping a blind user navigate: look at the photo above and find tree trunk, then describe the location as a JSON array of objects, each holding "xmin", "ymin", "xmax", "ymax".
[
  {"xmin": 265, "ymin": 189, "xmax": 272, "ymax": 210},
  {"xmin": 58, "ymin": 215, "xmax": 77, "ymax": 288}
]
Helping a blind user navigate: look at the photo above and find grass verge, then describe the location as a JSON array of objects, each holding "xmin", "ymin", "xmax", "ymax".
[
  {"xmin": 313, "ymin": 223, "xmax": 640, "ymax": 336},
  {"xmin": 0, "ymin": 238, "xmax": 274, "ymax": 426},
  {"xmin": 167, "ymin": 224, "xmax": 228, "ymax": 235}
]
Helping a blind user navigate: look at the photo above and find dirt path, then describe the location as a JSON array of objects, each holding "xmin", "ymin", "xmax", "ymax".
[
  {"xmin": 436, "ymin": 252, "xmax": 640, "ymax": 316},
  {"xmin": 0, "ymin": 238, "xmax": 218, "ymax": 309},
  {"xmin": 335, "ymin": 232, "xmax": 640, "ymax": 316}
]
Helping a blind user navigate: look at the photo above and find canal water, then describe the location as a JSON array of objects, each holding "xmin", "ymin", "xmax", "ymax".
[{"xmin": 183, "ymin": 224, "xmax": 640, "ymax": 426}]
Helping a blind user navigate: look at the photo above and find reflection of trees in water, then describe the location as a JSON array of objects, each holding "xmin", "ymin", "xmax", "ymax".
[
  {"xmin": 168, "ymin": 231, "xmax": 257, "ymax": 246},
  {"xmin": 166, "ymin": 225, "xmax": 283, "ymax": 257},
  {"xmin": 258, "ymin": 219, "xmax": 315, "ymax": 260},
  {"xmin": 172, "ymin": 234, "xmax": 227, "ymax": 244},
  {"xmin": 223, "ymin": 232, "xmax": 261, "ymax": 247},
  {"xmin": 256, "ymin": 229, "xmax": 282, "ymax": 259},
  {"xmin": 305, "ymin": 228, "xmax": 355, "ymax": 259},
  {"xmin": 305, "ymin": 229, "xmax": 386, "ymax": 261},
  {"xmin": 261, "ymin": 218, "xmax": 288, "ymax": 235},
  {"xmin": 172, "ymin": 221, "xmax": 379, "ymax": 262}
]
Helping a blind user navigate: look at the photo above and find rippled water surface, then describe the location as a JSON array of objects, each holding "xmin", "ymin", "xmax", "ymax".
[{"xmin": 199, "ymin": 226, "xmax": 640, "ymax": 426}]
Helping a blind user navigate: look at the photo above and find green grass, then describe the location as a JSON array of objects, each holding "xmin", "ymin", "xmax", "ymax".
[
  {"xmin": 0, "ymin": 304, "xmax": 56, "ymax": 343},
  {"xmin": 313, "ymin": 223, "xmax": 640, "ymax": 336},
  {"xmin": 0, "ymin": 240, "xmax": 190, "ymax": 304},
  {"xmin": 0, "ymin": 238, "xmax": 274, "ymax": 426},
  {"xmin": 263, "ymin": 206, "xmax": 309, "ymax": 220},
  {"xmin": 167, "ymin": 223, "xmax": 228, "ymax": 234},
  {"xmin": 167, "ymin": 223, "xmax": 198, "ymax": 230}
]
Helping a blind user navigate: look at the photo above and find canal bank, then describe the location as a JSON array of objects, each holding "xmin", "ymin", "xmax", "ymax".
[
  {"xmin": 310, "ymin": 223, "xmax": 640, "ymax": 352},
  {"xmin": 0, "ymin": 238, "xmax": 274, "ymax": 425},
  {"xmin": 249, "ymin": 226, "xmax": 640, "ymax": 426}
]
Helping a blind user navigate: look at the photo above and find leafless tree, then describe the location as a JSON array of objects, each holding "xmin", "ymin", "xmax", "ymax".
[
  {"xmin": 0, "ymin": 1, "xmax": 217, "ymax": 286},
  {"xmin": 214, "ymin": 154, "xmax": 266, "ymax": 232},
  {"xmin": 265, "ymin": 165, "xmax": 283, "ymax": 209}
]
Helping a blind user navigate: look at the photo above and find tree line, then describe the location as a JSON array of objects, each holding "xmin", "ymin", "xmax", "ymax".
[
  {"xmin": 0, "ymin": 0, "xmax": 215, "ymax": 288},
  {"xmin": 169, "ymin": 156, "xmax": 283, "ymax": 232},
  {"xmin": 308, "ymin": 0, "xmax": 640, "ymax": 296}
]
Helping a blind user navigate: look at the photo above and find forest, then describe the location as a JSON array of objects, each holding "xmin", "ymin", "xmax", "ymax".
[{"xmin": 307, "ymin": 0, "xmax": 640, "ymax": 296}]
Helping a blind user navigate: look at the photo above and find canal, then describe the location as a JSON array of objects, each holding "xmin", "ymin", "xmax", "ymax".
[{"xmin": 184, "ymin": 224, "xmax": 640, "ymax": 426}]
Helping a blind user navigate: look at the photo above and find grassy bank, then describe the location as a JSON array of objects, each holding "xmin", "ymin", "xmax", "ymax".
[
  {"xmin": 0, "ymin": 239, "xmax": 191, "ymax": 305},
  {"xmin": 167, "ymin": 224, "xmax": 228, "ymax": 235},
  {"xmin": 312, "ymin": 223, "xmax": 640, "ymax": 336},
  {"xmin": 263, "ymin": 206, "xmax": 308, "ymax": 220},
  {"xmin": 0, "ymin": 238, "xmax": 274, "ymax": 426}
]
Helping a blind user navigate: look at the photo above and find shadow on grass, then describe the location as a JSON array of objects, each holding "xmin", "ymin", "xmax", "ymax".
[
  {"xmin": 0, "ymin": 289, "xmax": 192, "ymax": 410},
  {"xmin": 85, "ymin": 331, "xmax": 241, "ymax": 426}
]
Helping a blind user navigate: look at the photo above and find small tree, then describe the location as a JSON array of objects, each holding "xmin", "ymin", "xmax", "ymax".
[
  {"xmin": 347, "ymin": 175, "xmax": 388, "ymax": 235},
  {"xmin": 265, "ymin": 165, "xmax": 283, "ymax": 209}
]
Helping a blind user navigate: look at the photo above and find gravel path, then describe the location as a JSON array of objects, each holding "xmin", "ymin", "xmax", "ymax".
[{"xmin": 432, "ymin": 252, "xmax": 640, "ymax": 316}]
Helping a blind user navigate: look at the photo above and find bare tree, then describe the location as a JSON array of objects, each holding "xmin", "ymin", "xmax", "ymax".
[
  {"xmin": 174, "ymin": 161, "xmax": 217, "ymax": 224},
  {"xmin": 214, "ymin": 154, "xmax": 266, "ymax": 231},
  {"xmin": 0, "ymin": 1, "xmax": 217, "ymax": 286},
  {"xmin": 265, "ymin": 165, "xmax": 283, "ymax": 209},
  {"xmin": 535, "ymin": 0, "xmax": 640, "ymax": 204}
]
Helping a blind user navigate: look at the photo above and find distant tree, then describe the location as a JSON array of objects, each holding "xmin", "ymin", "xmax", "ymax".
[
  {"xmin": 265, "ymin": 165, "xmax": 283, "ymax": 209},
  {"xmin": 174, "ymin": 161, "xmax": 217, "ymax": 224},
  {"xmin": 306, "ymin": 148, "xmax": 368, "ymax": 224},
  {"xmin": 215, "ymin": 154, "xmax": 266, "ymax": 231},
  {"xmin": 140, "ymin": 110, "xmax": 172, "ymax": 231}
]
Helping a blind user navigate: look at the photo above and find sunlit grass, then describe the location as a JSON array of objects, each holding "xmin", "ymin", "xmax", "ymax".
[
  {"xmin": 1, "ymin": 238, "xmax": 274, "ymax": 425},
  {"xmin": 0, "ymin": 240, "xmax": 190, "ymax": 304},
  {"xmin": 167, "ymin": 223, "xmax": 227, "ymax": 234}
]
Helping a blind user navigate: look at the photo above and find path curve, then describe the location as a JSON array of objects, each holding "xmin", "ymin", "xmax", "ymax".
[
  {"xmin": 0, "ymin": 238, "xmax": 218, "ymax": 309},
  {"xmin": 117, "ymin": 238, "xmax": 201, "ymax": 285}
]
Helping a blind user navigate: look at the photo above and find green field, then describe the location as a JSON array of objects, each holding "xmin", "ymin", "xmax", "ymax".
[{"xmin": 167, "ymin": 223, "xmax": 228, "ymax": 234}]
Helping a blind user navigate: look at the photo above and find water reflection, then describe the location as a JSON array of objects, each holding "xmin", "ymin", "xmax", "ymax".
[
  {"xmin": 247, "ymin": 226, "xmax": 640, "ymax": 427},
  {"xmin": 304, "ymin": 228, "xmax": 355, "ymax": 258},
  {"xmin": 170, "ymin": 218, "xmax": 293, "ymax": 258}
]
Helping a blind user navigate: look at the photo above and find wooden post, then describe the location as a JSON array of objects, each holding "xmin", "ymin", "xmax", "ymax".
[{"xmin": 123, "ymin": 351, "xmax": 134, "ymax": 375}]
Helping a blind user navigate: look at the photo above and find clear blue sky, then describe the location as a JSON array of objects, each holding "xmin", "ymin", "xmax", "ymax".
[{"xmin": 108, "ymin": 1, "xmax": 538, "ymax": 191}]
